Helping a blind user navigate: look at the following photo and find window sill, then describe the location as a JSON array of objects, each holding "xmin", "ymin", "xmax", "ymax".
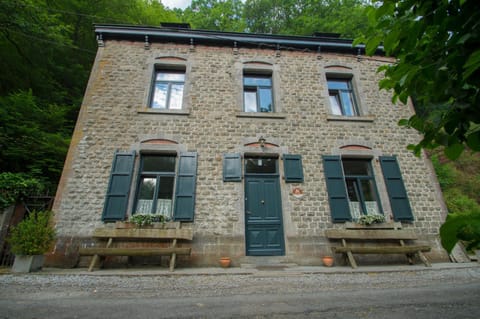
[
  {"xmin": 236, "ymin": 112, "xmax": 286, "ymax": 119},
  {"xmin": 138, "ymin": 108, "xmax": 190, "ymax": 115},
  {"xmin": 327, "ymin": 115, "xmax": 375, "ymax": 122}
]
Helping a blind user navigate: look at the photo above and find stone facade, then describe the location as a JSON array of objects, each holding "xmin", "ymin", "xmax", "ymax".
[{"xmin": 49, "ymin": 25, "xmax": 449, "ymax": 267}]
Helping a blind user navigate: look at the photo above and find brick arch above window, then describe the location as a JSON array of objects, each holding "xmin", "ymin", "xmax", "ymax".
[
  {"xmin": 340, "ymin": 144, "xmax": 372, "ymax": 151},
  {"xmin": 242, "ymin": 136, "xmax": 282, "ymax": 150},
  {"xmin": 331, "ymin": 140, "xmax": 380, "ymax": 158},
  {"xmin": 134, "ymin": 135, "xmax": 187, "ymax": 154},
  {"xmin": 324, "ymin": 64, "xmax": 353, "ymax": 71},
  {"xmin": 141, "ymin": 138, "xmax": 178, "ymax": 145},
  {"xmin": 244, "ymin": 141, "xmax": 279, "ymax": 148},
  {"xmin": 243, "ymin": 60, "xmax": 274, "ymax": 67},
  {"xmin": 154, "ymin": 56, "xmax": 187, "ymax": 62}
]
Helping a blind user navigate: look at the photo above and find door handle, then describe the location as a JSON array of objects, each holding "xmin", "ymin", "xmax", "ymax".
[
  {"xmin": 260, "ymin": 200, "xmax": 265, "ymax": 204},
  {"xmin": 246, "ymin": 211, "xmax": 252, "ymax": 214}
]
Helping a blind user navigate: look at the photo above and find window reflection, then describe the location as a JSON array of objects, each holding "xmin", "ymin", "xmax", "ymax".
[
  {"xmin": 259, "ymin": 89, "xmax": 272, "ymax": 112},
  {"xmin": 151, "ymin": 70, "xmax": 185, "ymax": 109},
  {"xmin": 152, "ymin": 83, "xmax": 168, "ymax": 109},
  {"xmin": 328, "ymin": 78, "xmax": 358, "ymax": 116},
  {"xmin": 169, "ymin": 84, "xmax": 184, "ymax": 110},
  {"xmin": 243, "ymin": 74, "xmax": 273, "ymax": 112},
  {"xmin": 244, "ymin": 90, "xmax": 258, "ymax": 112}
]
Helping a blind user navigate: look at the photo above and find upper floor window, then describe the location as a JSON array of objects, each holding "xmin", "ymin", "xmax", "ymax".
[
  {"xmin": 151, "ymin": 70, "xmax": 185, "ymax": 109},
  {"xmin": 243, "ymin": 74, "xmax": 273, "ymax": 113},
  {"xmin": 327, "ymin": 78, "xmax": 358, "ymax": 116}
]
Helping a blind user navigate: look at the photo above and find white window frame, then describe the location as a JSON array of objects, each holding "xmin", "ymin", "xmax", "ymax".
[{"xmin": 150, "ymin": 70, "xmax": 185, "ymax": 110}]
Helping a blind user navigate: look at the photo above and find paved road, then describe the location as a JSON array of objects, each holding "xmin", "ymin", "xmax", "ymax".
[{"xmin": 1, "ymin": 265, "xmax": 479, "ymax": 318}]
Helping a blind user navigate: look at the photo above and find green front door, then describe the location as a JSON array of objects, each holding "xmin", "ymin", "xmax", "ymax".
[{"xmin": 245, "ymin": 158, "xmax": 285, "ymax": 256}]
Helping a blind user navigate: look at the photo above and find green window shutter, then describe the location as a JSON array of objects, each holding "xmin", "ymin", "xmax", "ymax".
[
  {"xmin": 379, "ymin": 156, "xmax": 414, "ymax": 222},
  {"xmin": 322, "ymin": 155, "xmax": 351, "ymax": 222},
  {"xmin": 102, "ymin": 150, "xmax": 136, "ymax": 222},
  {"xmin": 173, "ymin": 152, "xmax": 198, "ymax": 222},
  {"xmin": 223, "ymin": 153, "xmax": 242, "ymax": 182},
  {"xmin": 283, "ymin": 154, "xmax": 304, "ymax": 183}
]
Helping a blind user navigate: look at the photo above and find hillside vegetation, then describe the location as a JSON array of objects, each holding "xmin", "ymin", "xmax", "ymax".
[{"xmin": 431, "ymin": 150, "xmax": 480, "ymax": 213}]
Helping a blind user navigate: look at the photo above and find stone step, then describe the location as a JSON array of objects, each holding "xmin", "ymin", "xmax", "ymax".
[
  {"xmin": 239, "ymin": 256, "xmax": 298, "ymax": 270},
  {"xmin": 240, "ymin": 263, "xmax": 298, "ymax": 270}
]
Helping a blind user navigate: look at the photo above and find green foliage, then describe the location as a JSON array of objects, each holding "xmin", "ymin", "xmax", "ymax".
[
  {"xmin": 357, "ymin": 214, "xmax": 385, "ymax": 226},
  {"xmin": 129, "ymin": 214, "xmax": 166, "ymax": 227},
  {"xmin": 444, "ymin": 190, "xmax": 479, "ymax": 215},
  {"xmin": 0, "ymin": 0, "xmax": 75, "ymax": 104},
  {"xmin": 0, "ymin": 91, "xmax": 71, "ymax": 190},
  {"xmin": 0, "ymin": 173, "xmax": 44, "ymax": 209},
  {"xmin": 243, "ymin": 0, "xmax": 298, "ymax": 34},
  {"xmin": 0, "ymin": 1, "xmax": 178, "ymax": 191},
  {"xmin": 182, "ymin": 0, "xmax": 246, "ymax": 32},
  {"xmin": 429, "ymin": 148, "xmax": 480, "ymax": 253},
  {"xmin": 430, "ymin": 155, "xmax": 456, "ymax": 189},
  {"xmin": 445, "ymin": 190, "xmax": 480, "ymax": 219},
  {"xmin": 179, "ymin": 0, "xmax": 369, "ymax": 36},
  {"xmin": 444, "ymin": 190, "xmax": 480, "ymax": 216},
  {"xmin": 453, "ymin": 166, "xmax": 480, "ymax": 204},
  {"xmin": 358, "ymin": 0, "xmax": 480, "ymax": 160},
  {"xmin": 431, "ymin": 149, "xmax": 480, "ymax": 204},
  {"xmin": 440, "ymin": 211, "xmax": 480, "ymax": 253},
  {"xmin": 7, "ymin": 210, "xmax": 56, "ymax": 255},
  {"xmin": 243, "ymin": 0, "xmax": 368, "ymax": 37}
]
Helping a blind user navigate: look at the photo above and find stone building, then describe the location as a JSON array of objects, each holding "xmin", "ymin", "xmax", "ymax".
[{"xmin": 50, "ymin": 23, "xmax": 449, "ymax": 267}]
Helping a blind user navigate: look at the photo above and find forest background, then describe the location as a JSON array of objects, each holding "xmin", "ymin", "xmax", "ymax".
[{"xmin": 0, "ymin": 0, "xmax": 479, "ymax": 226}]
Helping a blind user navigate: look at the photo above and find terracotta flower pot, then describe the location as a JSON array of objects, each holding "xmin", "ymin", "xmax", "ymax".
[
  {"xmin": 219, "ymin": 257, "xmax": 231, "ymax": 268},
  {"xmin": 322, "ymin": 256, "xmax": 334, "ymax": 267}
]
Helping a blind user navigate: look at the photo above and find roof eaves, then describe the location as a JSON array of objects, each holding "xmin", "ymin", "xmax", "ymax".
[{"xmin": 94, "ymin": 24, "xmax": 383, "ymax": 55}]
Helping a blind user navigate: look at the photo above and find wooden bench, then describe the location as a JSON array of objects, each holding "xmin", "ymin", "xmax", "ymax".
[
  {"xmin": 325, "ymin": 222, "xmax": 431, "ymax": 268},
  {"xmin": 79, "ymin": 222, "xmax": 193, "ymax": 272}
]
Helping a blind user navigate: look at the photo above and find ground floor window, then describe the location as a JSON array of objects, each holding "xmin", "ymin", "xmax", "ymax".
[
  {"xmin": 342, "ymin": 159, "xmax": 381, "ymax": 220},
  {"xmin": 102, "ymin": 151, "xmax": 198, "ymax": 222},
  {"xmin": 323, "ymin": 155, "xmax": 414, "ymax": 223},
  {"xmin": 134, "ymin": 155, "xmax": 176, "ymax": 219}
]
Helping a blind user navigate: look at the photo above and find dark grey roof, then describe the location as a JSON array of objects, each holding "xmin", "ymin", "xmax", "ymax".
[{"xmin": 94, "ymin": 24, "xmax": 383, "ymax": 55}]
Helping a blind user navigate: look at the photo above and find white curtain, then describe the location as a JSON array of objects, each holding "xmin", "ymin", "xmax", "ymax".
[
  {"xmin": 136, "ymin": 199, "xmax": 172, "ymax": 219},
  {"xmin": 349, "ymin": 201, "xmax": 380, "ymax": 220}
]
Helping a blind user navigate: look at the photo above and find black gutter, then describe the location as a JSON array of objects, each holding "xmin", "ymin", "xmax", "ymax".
[{"xmin": 94, "ymin": 24, "xmax": 384, "ymax": 56}]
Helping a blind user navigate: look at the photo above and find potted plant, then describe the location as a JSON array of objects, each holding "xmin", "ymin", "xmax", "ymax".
[
  {"xmin": 357, "ymin": 214, "xmax": 386, "ymax": 226},
  {"xmin": 7, "ymin": 210, "xmax": 56, "ymax": 272},
  {"xmin": 129, "ymin": 213, "xmax": 156, "ymax": 227},
  {"xmin": 125, "ymin": 214, "xmax": 167, "ymax": 228}
]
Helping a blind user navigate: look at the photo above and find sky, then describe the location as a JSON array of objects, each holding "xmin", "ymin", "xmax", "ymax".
[{"xmin": 161, "ymin": 0, "xmax": 192, "ymax": 10}]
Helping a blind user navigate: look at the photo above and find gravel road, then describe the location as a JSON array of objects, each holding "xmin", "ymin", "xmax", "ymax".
[{"xmin": 1, "ymin": 264, "xmax": 479, "ymax": 318}]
